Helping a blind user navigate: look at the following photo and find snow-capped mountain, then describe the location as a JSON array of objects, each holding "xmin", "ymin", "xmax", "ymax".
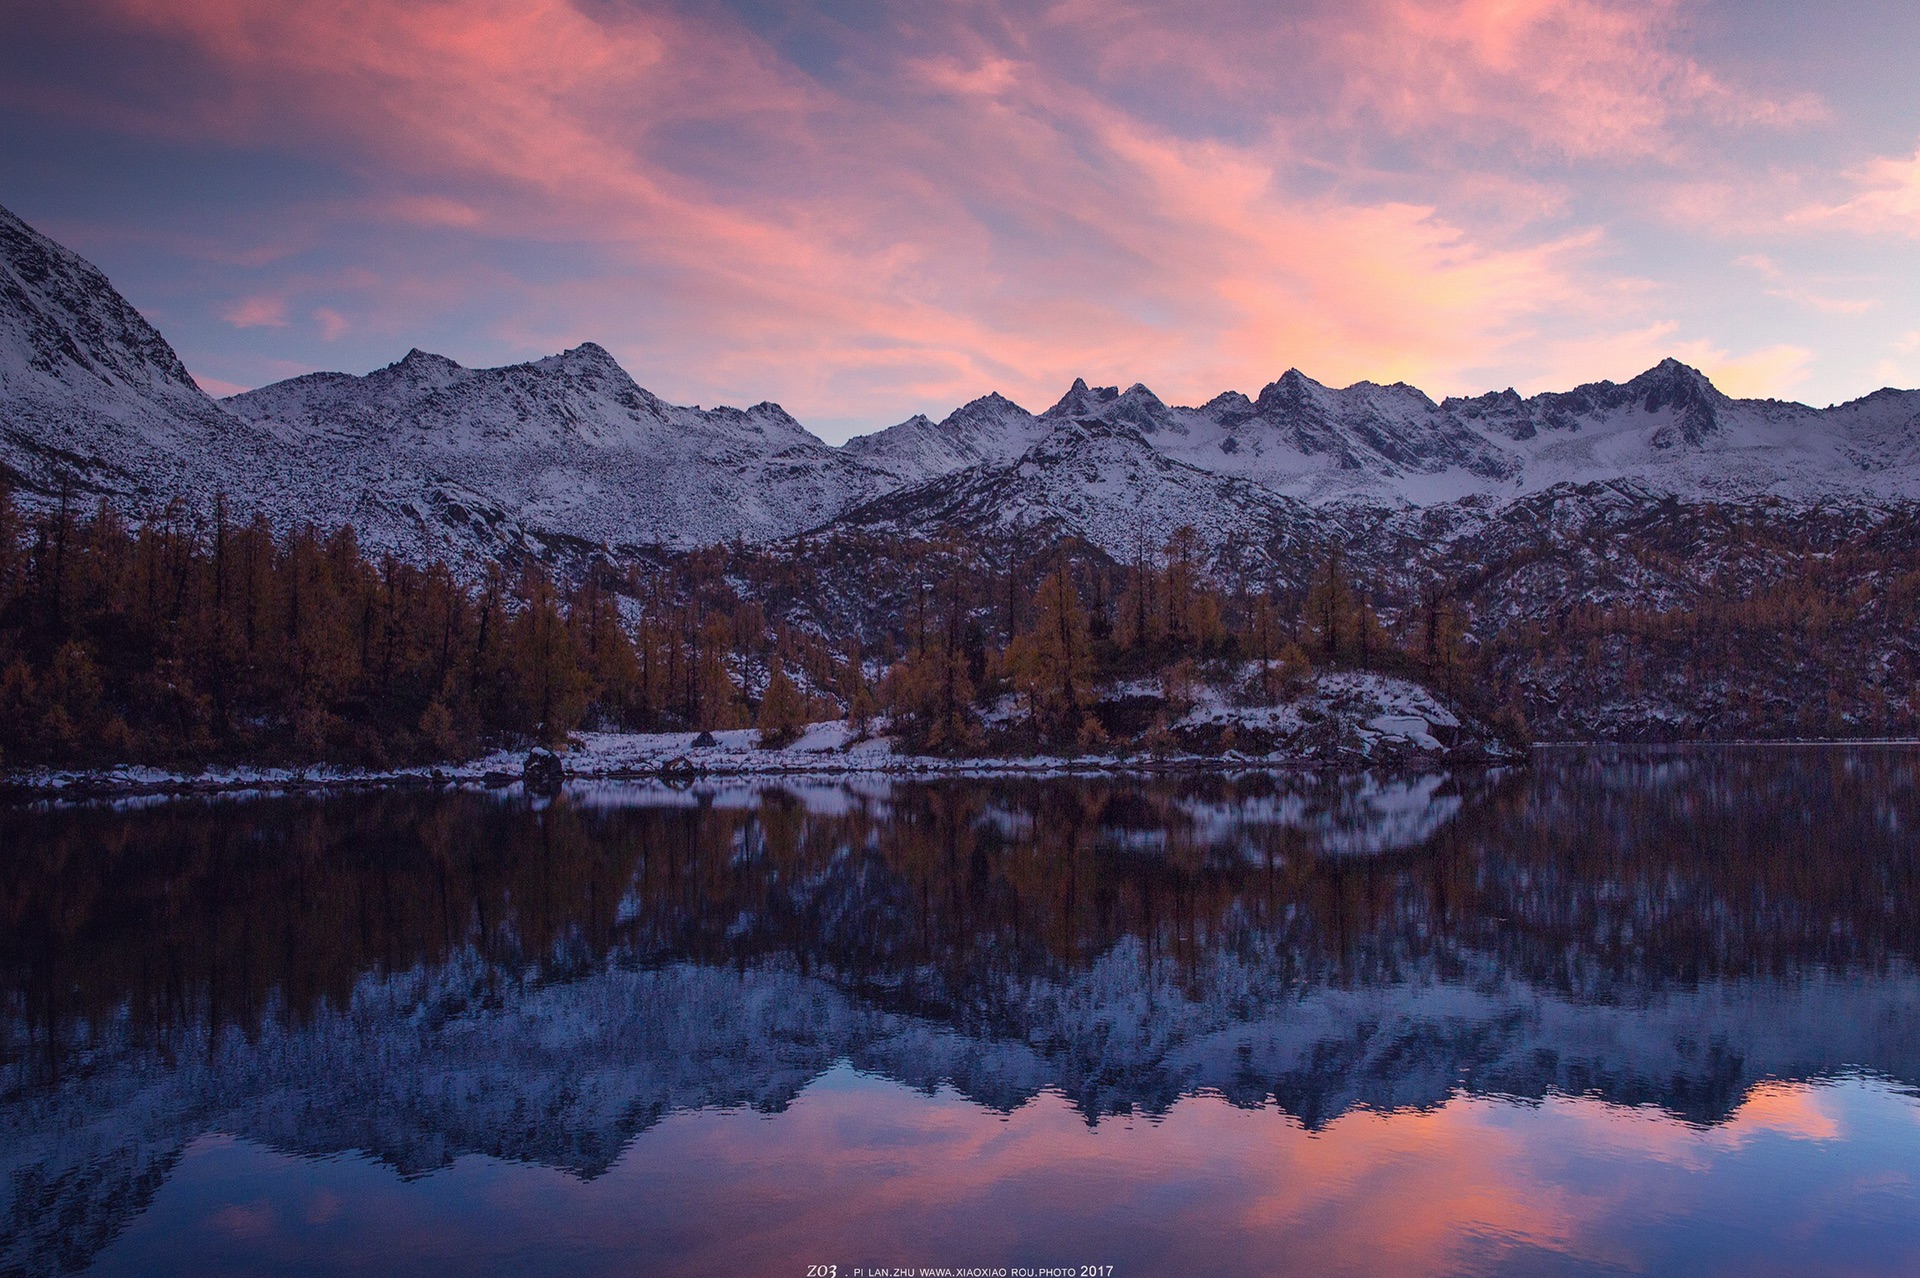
[
  {"xmin": 9, "ymin": 198, "xmax": 1920, "ymax": 566},
  {"xmin": 841, "ymin": 390, "xmax": 1049, "ymax": 480},
  {"xmin": 224, "ymin": 342, "xmax": 894, "ymax": 554},
  {"xmin": 847, "ymin": 361, "xmax": 1920, "ymax": 509},
  {"xmin": 832, "ymin": 416, "xmax": 1324, "ymax": 557},
  {"xmin": 0, "ymin": 202, "xmax": 902, "ymax": 556}
]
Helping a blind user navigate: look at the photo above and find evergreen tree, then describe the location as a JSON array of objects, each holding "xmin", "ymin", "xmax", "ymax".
[
  {"xmin": 756, "ymin": 658, "xmax": 807, "ymax": 747},
  {"xmin": 1005, "ymin": 564, "xmax": 1095, "ymax": 747},
  {"xmin": 1303, "ymin": 550, "xmax": 1389, "ymax": 665}
]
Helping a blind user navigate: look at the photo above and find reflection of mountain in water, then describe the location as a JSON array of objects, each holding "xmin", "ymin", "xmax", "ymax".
[{"xmin": 6, "ymin": 752, "xmax": 1920, "ymax": 1273}]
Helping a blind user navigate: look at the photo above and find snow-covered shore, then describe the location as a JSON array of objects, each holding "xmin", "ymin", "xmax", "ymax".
[{"xmin": 2, "ymin": 673, "xmax": 1512, "ymax": 799}]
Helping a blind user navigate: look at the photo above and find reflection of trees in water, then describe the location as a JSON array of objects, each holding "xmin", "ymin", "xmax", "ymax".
[
  {"xmin": 7, "ymin": 752, "xmax": 1920, "ymax": 1275},
  {"xmin": 6, "ymin": 754, "xmax": 1920, "ymax": 1070}
]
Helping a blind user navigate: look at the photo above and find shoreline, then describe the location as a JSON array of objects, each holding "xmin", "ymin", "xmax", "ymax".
[
  {"xmin": 12, "ymin": 735, "xmax": 1920, "ymax": 802},
  {"xmin": 0, "ymin": 749, "xmax": 1487, "ymax": 803}
]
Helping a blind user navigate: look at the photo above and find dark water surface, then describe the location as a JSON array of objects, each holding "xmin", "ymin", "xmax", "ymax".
[{"xmin": 6, "ymin": 750, "xmax": 1920, "ymax": 1276}]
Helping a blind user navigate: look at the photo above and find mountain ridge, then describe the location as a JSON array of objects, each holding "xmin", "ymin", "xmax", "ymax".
[{"xmin": 7, "ymin": 200, "xmax": 1920, "ymax": 564}]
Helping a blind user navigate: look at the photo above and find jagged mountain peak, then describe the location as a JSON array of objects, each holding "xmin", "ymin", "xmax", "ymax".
[
  {"xmin": 1624, "ymin": 357, "xmax": 1725, "ymax": 407},
  {"xmin": 1444, "ymin": 386, "xmax": 1535, "ymax": 440},
  {"xmin": 1252, "ymin": 369, "xmax": 1333, "ymax": 414},
  {"xmin": 1043, "ymin": 377, "xmax": 1123, "ymax": 418},
  {"xmin": 1644, "ymin": 355, "xmax": 1715, "ymax": 381},
  {"xmin": 944, "ymin": 390, "xmax": 1031, "ymax": 424},
  {"xmin": 374, "ymin": 347, "xmax": 466, "ymax": 393},
  {"xmin": 1199, "ymin": 389, "xmax": 1256, "ymax": 419},
  {"xmin": 1519, "ymin": 358, "xmax": 1729, "ymax": 448},
  {"xmin": 1036, "ymin": 378, "xmax": 1183, "ymax": 439},
  {"xmin": 539, "ymin": 340, "xmax": 629, "ymax": 377},
  {"xmin": 842, "ymin": 388, "xmax": 1047, "ymax": 482},
  {"xmin": 832, "ymin": 408, "xmax": 1312, "ymax": 558},
  {"xmin": 392, "ymin": 346, "xmax": 459, "ymax": 370},
  {"xmin": 960, "ymin": 390, "xmax": 1026, "ymax": 412}
]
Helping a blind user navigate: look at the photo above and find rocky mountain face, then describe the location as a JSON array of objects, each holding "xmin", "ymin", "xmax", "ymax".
[{"xmin": 833, "ymin": 416, "xmax": 1323, "ymax": 558}]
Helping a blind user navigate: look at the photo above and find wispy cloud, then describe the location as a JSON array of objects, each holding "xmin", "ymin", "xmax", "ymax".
[
  {"xmin": 5, "ymin": 0, "xmax": 1909, "ymax": 429},
  {"xmin": 1796, "ymin": 142, "xmax": 1920, "ymax": 237},
  {"xmin": 1317, "ymin": 0, "xmax": 1825, "ymax": 160},
  {"xmin": 221, "ymin": 295, "xmax": 288, "ymax": 328}
]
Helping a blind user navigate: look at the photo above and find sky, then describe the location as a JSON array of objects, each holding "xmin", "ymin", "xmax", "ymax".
[{"xmin": 4, "ymin": 0, "xmax": 1920, "ymax": 441}]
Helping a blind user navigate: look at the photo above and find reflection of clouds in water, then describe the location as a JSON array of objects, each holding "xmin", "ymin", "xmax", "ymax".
[
  {"xmin": 208, "ymin": 1200, "xmax": 276, "ymax": 1239},
  {"xmin": 10, "ymin": 949, "xmax": 1920, "ymax": 1260},
  {"xmin": 91, "ymin": 1075, "xmax": 1920, "ymax": 1278},
  {"xmin": 13, "ymin": 751, "xmax": 1920, "ymax": 1273}
]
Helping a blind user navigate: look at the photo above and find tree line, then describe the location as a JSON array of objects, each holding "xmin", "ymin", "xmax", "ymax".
[
  {"xmin": 0, "ymin": 483, "xmax": 1483, "ymax": 768},
  {"xmin": 0, "ymin": 487, "xmax": 799, "ymax": 766},
  {"xmin": 871, "ymin": 526, "xmax": 1485, "ymax": 754}
]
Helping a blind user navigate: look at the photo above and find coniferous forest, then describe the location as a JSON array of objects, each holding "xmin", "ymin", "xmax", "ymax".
[
  {"xmin": 0, "ymin": 482, "xmax": 1494, "ymax": 769},
  {"xmin": 7, "ymin": 476, "xmax": 1920, "ymax": 770}
]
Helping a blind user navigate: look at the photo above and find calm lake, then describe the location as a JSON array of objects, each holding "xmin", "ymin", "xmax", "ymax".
[{"xmin": 6, "ymin": 749, "xmax": 1920, "ymax": 1277}]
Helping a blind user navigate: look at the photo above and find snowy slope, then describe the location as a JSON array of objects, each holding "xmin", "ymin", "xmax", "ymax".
[
  {"xmin": 856, "ymin": 360, "xmax": 1920, "ymax": 508},
  {"xmin": 0, "ymin": 203, "xmax": 896, "ymax": 556},
  {"xmin": 830, "ymin": 416, "xmax": 1330, "ymax": 559},
  {"xmin": 11, "ymin": 198, "xmax": 1920, "ymax": 567},
  {"xmin": 841, "ymin": 390, "xmax": 1051, "ymax": 481},
  {"xmin": 0, "ymin": 203, "xmax": 270, "ymax": 502},
  {"xmin": 225, "ymin": 343, "xmax": 895, "ymax": 553}
]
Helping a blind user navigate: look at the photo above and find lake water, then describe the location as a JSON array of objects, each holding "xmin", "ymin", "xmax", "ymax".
[{"xmin": 5, "ymin": 749, "xmax": 1920, "ymax": 1277}]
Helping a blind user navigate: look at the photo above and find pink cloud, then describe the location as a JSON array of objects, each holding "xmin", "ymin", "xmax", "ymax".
[
  {"xmin": 41, "ymin": 0, "xmax": 1860, "ymax": 427},
  {"xmin": 1034, "ymin": 0, "xmax": 1821, "ymax": 161},
  {"xmin": 314, "ymin": 307, "xmax": 350, "ymax": 340},
  {"xmin": 1342, "ymin": 0, "xmax": 1827, "ymax": 157},
  {"xmin": 221, "ymin": 294, "xmax": 288, "ymax": 328},
  {"xmin": 1797, "ymin": 143, "xmax": 1920, "ymax": 237}
]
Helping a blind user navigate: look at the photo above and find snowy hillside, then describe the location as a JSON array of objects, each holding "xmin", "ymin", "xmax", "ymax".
[
  {"xmin": 9, "ymin": 199, "xmax": 1920, "ymax": 566},
  {"xmin": 848, "ymin": 360, "xmax": 1920, "ymax": 508},
  {"xmin": 832, "ymin": 416, "xmax": 1325, "ymax": 555},
  {"xmin": 0, "ymin": 204, "xmax": 271, "ymax": 504},
  {"xmin": 224, "ymin": 342, "xmax": 895, "ymax": 553},
  {"xmin": 841, "ymin": 390, "xmax": 1049, "ymax": 480}
]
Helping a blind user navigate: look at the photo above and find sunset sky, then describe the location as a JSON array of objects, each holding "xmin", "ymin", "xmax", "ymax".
[{"xmin": 4, "ymin": 0, "xmax": 1919, "ymax": 439}]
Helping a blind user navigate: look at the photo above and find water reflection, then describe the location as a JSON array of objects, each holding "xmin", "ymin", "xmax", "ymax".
[{"xmin": 5, "ymin": 750, "xmax": 1920, "ymax": 1275}]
